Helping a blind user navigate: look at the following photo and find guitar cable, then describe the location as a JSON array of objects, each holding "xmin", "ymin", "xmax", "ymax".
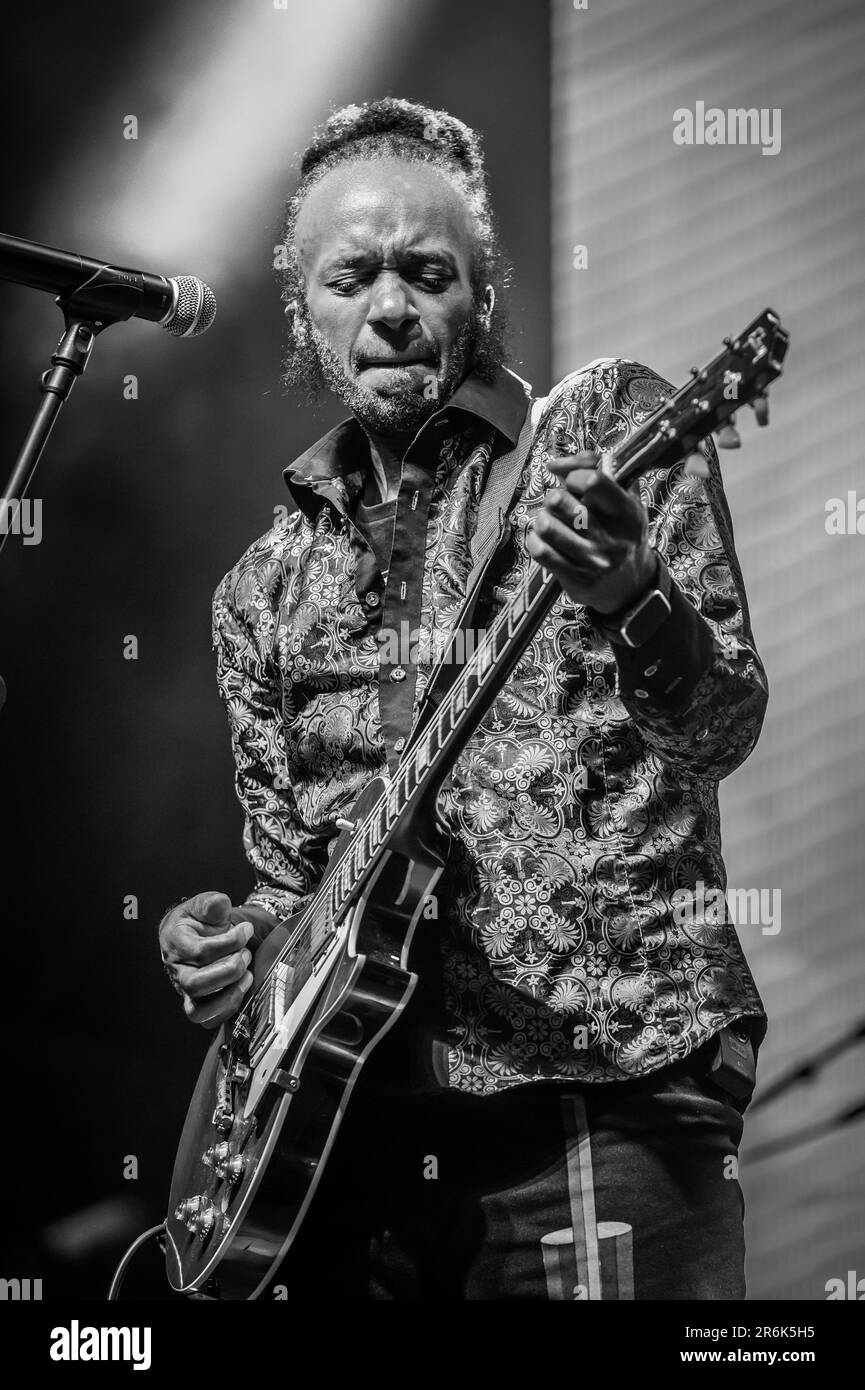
[{"xmin": 106, "ymin": 1221, "xmax": 166, "ymax": 1300}]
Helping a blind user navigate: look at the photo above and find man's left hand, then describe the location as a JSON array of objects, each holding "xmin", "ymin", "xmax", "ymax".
[{"xmin": 525, "ymin": 450, "xmax": 656, "ymax": 615}]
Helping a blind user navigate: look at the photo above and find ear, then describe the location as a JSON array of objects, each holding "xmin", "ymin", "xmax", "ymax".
[
  {"xmin": 482, "ymin": 284, "xmax": 495, "ymax": 319},
  {"xmin": 285, "ymin": 297, "xmax": 307, "ymax": 339}
]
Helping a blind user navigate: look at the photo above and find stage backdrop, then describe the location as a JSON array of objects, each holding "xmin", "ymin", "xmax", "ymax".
[{"xmin": 551, "ymin": 0, "xmax": 865, "ymax": 1299}]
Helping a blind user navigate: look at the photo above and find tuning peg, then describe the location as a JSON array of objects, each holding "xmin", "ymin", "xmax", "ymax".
[
  {"xmin": 685, "ymin": 450, "xmax": 710, "ymax": 478},
  {"xmin": 752, "ymin": 392, "xmax": 769, "ymax": 427},
  {"xmin": 716, "ymin": 416, "xmax": 741, "ymax": 449}
]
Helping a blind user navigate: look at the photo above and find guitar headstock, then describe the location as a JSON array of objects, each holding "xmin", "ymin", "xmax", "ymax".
[{"xmin": 613, "ymin": 307, "xmax": 790, "ymax": 486}]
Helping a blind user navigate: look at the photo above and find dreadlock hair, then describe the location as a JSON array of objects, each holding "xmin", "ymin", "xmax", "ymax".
[{"xmin": 277, "ymin": 97, "xmax": 511, "ymax": 395}]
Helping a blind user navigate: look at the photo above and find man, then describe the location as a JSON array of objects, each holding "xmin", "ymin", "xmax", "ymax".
[{"xmin": 159, "ymin": 98, "xmax": 768, "ymax": 1299}]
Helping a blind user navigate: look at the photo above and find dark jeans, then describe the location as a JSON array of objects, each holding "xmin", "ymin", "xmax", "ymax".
[{"xmin": 273, "ymin": 1042, "xmax": 750, "ymax": 1300}]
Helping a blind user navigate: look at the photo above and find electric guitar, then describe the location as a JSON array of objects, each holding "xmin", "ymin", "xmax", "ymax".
[{"xmin": 166, "ymin": 308, "xmax": 789, "ymax": 1298}]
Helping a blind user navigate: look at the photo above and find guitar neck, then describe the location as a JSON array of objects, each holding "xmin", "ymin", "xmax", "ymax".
[{"xmin": 397, "ymin": 435, "xmax": 651, "ymax": 812}]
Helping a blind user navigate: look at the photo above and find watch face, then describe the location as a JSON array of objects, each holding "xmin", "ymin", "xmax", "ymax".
[{"xmin": 622, "ymin": 590, "xmax": 671, "ymax": 647}]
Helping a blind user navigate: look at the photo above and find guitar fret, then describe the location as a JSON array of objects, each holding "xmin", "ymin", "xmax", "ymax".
[
  {"xmin": 414, "ymin": 738, "xmax": 427, "ymax": 775},
  {"xmin": 401, "ymin": 762, "xmax": 412, "ymax": 803},
  {"xmin": 433, "ymin": 710, "xmax": 446, "ymax": 761},
  {"xmin": 353, "ymin": 837, "xmax": 365, "ymax": 876}
]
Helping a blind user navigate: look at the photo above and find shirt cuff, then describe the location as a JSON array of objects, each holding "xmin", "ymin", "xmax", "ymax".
[
  {"xmin": 595, "ymin": 556, "xmax": 715, "ymax": 711},
  {"xmin": 233, "ymin": 899, "xmax": 284, "ymax": 947}
]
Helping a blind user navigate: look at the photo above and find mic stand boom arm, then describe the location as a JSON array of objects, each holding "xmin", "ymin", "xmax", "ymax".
[{"xmin": 1, "ymin": 280, "xmax": 145, "ymax": 558}]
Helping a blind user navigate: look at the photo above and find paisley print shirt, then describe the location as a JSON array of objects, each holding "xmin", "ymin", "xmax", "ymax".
[{"xmin": 212, "ymin": 361, "xmax": 769, "ymax": 1092}]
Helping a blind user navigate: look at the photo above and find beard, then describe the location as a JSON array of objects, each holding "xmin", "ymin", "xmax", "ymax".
[
  {"xmin": 308, "ymin": 317, "xmax": 477, "ymax": 434},
  {"xmin": 282, "ymin": 291, "xmax": 507, "ymax": 431}
]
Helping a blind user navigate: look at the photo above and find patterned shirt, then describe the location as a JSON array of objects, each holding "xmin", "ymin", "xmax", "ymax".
[{"xmin": 212, "ymin": 360, "xmax": 769, "ymax": 1093}]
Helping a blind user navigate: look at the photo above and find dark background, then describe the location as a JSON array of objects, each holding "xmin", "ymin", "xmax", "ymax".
[{"xmin": 0, "ymin": 0, "xmax": 549, "ymax": 1297}]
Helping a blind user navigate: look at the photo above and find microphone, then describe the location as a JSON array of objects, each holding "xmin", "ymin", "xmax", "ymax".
[{"xmin": 0, "ymin": 232, "xmax": 217, "ymax": 338}]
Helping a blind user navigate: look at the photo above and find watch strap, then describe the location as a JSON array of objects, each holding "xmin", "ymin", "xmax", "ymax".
[{"xmin": 593, "ymin": 551, "xmax": 672, "ymax": 648}]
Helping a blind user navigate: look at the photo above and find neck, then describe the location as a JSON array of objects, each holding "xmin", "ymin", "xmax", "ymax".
[{"xmin": 361, "ymin": 425, "xmax": 417, "ymax": 504}]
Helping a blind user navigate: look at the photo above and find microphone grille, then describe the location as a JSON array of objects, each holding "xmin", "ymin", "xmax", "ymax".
[{"xmin": 164, "ymin": 276, "xmax": 217, "ymax": 337}]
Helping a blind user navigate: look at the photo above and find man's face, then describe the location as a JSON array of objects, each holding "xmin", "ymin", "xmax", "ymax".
[{"xmin": 293, "ymin": 157, "xmax": 483, "ymax": 433}]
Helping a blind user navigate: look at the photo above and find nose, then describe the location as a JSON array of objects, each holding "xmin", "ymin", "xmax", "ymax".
[{"xmin": 367, "ymin": 271, "xmax": 420, "ymax": 333}]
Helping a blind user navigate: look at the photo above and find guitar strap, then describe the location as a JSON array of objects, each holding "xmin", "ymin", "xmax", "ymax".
[
  {"xmin": 410, "ymin": 387, "xmax": 549, "ymax": 734},
  {"xmin": 398, "ymin": 387, "xmax": 549, "ymax": 1089},
  {"xmin": 466, "ymin": 388, "xmax": 549, "ymax": 592}
]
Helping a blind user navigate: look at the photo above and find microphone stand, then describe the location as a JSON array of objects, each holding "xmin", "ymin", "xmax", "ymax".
[{"xmin": 1, "ymin": 282, "xmax": 144, "ymax": 560}]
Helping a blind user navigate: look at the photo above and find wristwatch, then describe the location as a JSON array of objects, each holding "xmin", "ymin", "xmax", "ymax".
[{"xmin": 592, "ymin": 551, "xmax": 672, "ymax": 649}]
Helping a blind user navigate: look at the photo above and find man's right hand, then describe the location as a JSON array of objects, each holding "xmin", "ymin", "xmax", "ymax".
[{"xmin": 159, "ymin": 890, "xmax": 255, "ymax": 1029}]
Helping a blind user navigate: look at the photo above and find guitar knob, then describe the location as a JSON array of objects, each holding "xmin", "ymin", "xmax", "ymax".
[
  {"xmin": 216, "ymin": 1154, "xmax": 246, "ymax": 1184},
  {"xmin": 191, "ymin": 1203, "xmax": 219, "ymax": 1238},
  {"xmin": 175, "ymin": 1196, "xmax": 200, "ymax": 1224},
  {"xmin": 202, "ymin": 1142, "xmax": 231, "ymax": 1168},
  {"xmin": 212, "ymin": 1104, "xmax": 234, "ymax": 1134},
  {"xmin": 174, "ymin": 1195, "xmax": 220, "ymax": 1237}
]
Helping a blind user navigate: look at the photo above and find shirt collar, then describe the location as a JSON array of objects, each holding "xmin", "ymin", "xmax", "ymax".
[{"xmin": 282, "ymin": 365, "xmax": 532, "ymax": 520}]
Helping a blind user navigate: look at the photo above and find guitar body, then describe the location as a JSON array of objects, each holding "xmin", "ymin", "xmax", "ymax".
[{"xmin": 166, "ymin": 776, "xmax": 448, "ymax": 1298}]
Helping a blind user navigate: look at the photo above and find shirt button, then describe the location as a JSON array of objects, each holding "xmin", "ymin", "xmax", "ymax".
[
  {"xmin": 394, "ymin": 737, "xmax": 406, "ymax": 752},
  {"xmin": 390, "ymin": 667, "xmax": 407, "ymax": 682},
  {"xmin": 365, "ymin": 591, "xmax": 380, "ymax": 608},
  {"xmin": 643, "ymin": 664, "xmax": 659, "ymax": 677},
  {"xmin": 634, "ymin": 688, "xmax": 649, "ymax": 699}
]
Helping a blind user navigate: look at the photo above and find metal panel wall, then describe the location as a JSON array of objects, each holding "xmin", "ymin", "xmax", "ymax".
[{"xmin": 551, "ymin": 0, "xmax": 865, "ymax": 1300}]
